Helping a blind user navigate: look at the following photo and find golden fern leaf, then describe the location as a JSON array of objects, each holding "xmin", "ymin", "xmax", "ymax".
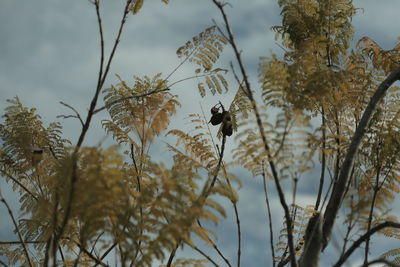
[
  {"xmin": 166, "ymin": 129, "xmax": 218, "ymax": 169},
  {"xmin": 176, "ymin": 26, "xmax": 229, "ymax": 97},
  {"xmin": 103, "ymin": 74, "xmax": 180, "ymax": 146},
  {"xmin": 176, "ymin": 26, "xmax": 227, "ymax": 71},
  {"xmin": 276, "ymin": 204, "xmax": 316, "ymax": 257}
]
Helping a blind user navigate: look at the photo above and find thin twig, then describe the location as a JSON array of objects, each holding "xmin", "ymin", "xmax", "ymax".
[
  {"xmin": 333, "ymin": 221, "xmax": 400, "ymax": 267},
  {"xmin": 58, "ymin": 101, "xmax": 84, "ymax": 127},
  {"xmin": 90, "ymin": 230, "xmax": 105, "ymax": 255},
  {"xmin": 167, "ymin": 133, "xmax": 228, "ymax": 267},
  {"xmin": 363, "ymin": 167, "xmax": 381, "ymax": 265},
  {"xmin": 192, "ymin": 245, "xmax": 220, "ymax": 267},
  {"xmin": 197, "ymin": 220, "xmax": 232, "ymax": 267},
  {"xmin": 364, "ymin": 258, "xmax": 400, "ymax": 267},
  {"xmin": 315, "ymin": 108, "xmax": 326, "ymax": 211},
  {"xmin": 211, "ymin": 1, "xmax": 296, "ymax": 265},
  {"xmin": 52, "ymin": 0, "xmax": 134, "ymax": 259},
  {"xmin": 340, "ymin": 195, "xmax": 357, "ymax": 257},
  {"xmin": 130, "ymin": 142, "xmax": 144, "ymax": 264},
  {"xmin": 262, "ymin": 162, "xmax": 276, "ymax": 267},
  {"xmin": 0, "ymin": 193, "xmax": 33, "ymax": 267},
  {"xmin": 93, "ymin": 87, "xmax": 170, "ymax": 114},
  {"xmin": 94, "ymin": 0, "xmax": 105, "ymax": 90},
  {"xmin": 323, "ymin": 67, "xmax": 400, "ymax": 250},
  {"xmin": 72, "ymin": 248, "xmax": 82, "ymax": 267},
  {"xmin": 75, "ymin": 242, "xmax": 109, "ymax": 267},
  {"xmin": 166, "ymin": 246, "xmax": 178, "ymax": 267},
  {"xmin": 0, "ymin": 170, "xmax": 37, "ymax": 201},
  {"xmin": 215, "ymin": 140, "xmax": 241, "ymax": 267}
]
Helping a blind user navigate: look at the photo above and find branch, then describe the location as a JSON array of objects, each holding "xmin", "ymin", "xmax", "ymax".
[
  {"xmin": 75, "ymin": 242, "xmax": 109, "ymax": 267},
  {"xmin": 0, "ymin": 170, "xmax": 37, "ymax": 201},
  {"xmin": 94, "ymin": 0, "xmax": 105, "ymax": 91},
  {"xmin": 167, "ymin": 133, "xmax": 228, "ymax": 267},
  {"xmin": 0, "ymin": 239, "xmax": 108, "ymax": 267},
  {"xmin": 314, "ymin": 108, "xmax": 326, "ymax": 211},
  {"xmin": 211, "ymin": 1, "xmax": 296, "ymax": 265},
  {"xmin": 197, "ymin": 220, "xmax": 232, "ymax": 267},
  {"xmin": 215, "ymin": 140, "xmax": 241, "ymax": 267},
  {"xmin": 52, "ymin": 0, "xmax": 134, "ymax": 261},
  {"xmin": 322, "ymin": 67, "xmax": 400, "ymax": 249},
  {"xmin": 57, "ymin": 101, "xmax": 84, "ymax": 127},
  {"xmin": 0, "ymin": 240, "xmax": 43, "ymax": 245},
  {"xmin": 333, "ymin": 221, "xmax": 400, "ymax": 267},
  {"xmin": 92, "ymin": 87, "xmax": 170, "ymax": 114},
  {"xmin": 364, "ymin": 258, "xmax": 400, "ymax": 267},
  {"xmin": 0, "ymin": 194, "xmax": 33, "ymax": 267},
  {"xmin": 262, "ymin": 162, "xmax": 276, "ymax": 267},
  {"xmin": 191, "ymin": 244, "xmax": 220, "ymax": 267}
]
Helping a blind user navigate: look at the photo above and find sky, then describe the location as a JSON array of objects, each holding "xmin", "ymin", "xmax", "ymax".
[{"xmin": 1, "ymin": 0, "xmax": 400, "ymax": 266}]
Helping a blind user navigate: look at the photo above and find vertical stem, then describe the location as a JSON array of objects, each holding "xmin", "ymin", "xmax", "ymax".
[
  {"xmin": 315, "ymin": 108, "xmax": 326, "ymax": 210},
  {"xmin": 53, "ymin": 0, "xmax": 133, "ymax": 258},
  {"xmin": 262, "ymin": 162, "xmax": 276, "ymax": 267},
  {"xmin": 211, "ymin": 1, "xmax": 296, "ymax": 265},
  {"xmin": 322, "ymin": 67, "xmax": 400, "ymax": 250},
  {"xmin": 363, "ymin": 168, "xmax": 381, "ymax": 265},
  {"xmin": 0, "ymin": 194, "xmax": 33, "ymax": 267}
]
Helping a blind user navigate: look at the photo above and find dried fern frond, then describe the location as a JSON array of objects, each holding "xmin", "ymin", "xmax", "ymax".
[{"xmin": 177, "ymin": 26, "xmax": 229, "ymax": 97}]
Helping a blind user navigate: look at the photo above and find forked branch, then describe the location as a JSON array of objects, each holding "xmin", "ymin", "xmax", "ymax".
[
  {"xmin": 322, "ymin": 67, "xmax": 400, "ymax": 250},
  {"xmin": 0, "ymin": 194, "xmax": 33, "ymax": 267},
  {"xmin": 333, "ymin": 221, "xmax": 400, "ymax": 267}
]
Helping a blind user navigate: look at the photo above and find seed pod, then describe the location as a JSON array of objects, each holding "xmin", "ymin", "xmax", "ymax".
[
  {"xmin": 222, "ymin": 120, "xmax": 233, "ymax": 136},
  {"xmin": 209, "ymin": 112, "xmax": 223, "ymax": 125},
  {"xmin": 211, "ymin": 106, "xmax": 219, "ymax": 115},
  {"xmin": 222, "ymin": 111, "xmax": 231, "ymax": 121}
]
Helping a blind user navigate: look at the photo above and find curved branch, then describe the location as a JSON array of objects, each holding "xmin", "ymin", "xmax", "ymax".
[
  {"xmin": 0, "ymin": 194, "xmax": 33, "ymax": 267},
  {"xmin": 322, "ymin": 67, "xmax": 400, "ymax": 249},
  {"xmin": 92, "ymin": 87, "xmax": 170, "ymax": 114},
  {"xmin": 365, "ymin": 258, "xmax": 400, "ymax": 267},
  {"xmin": 333, "ymin": 221, "xmax": 400, "ymax": 267},
  {"xmin": 58, "ymin": 101, "xmax": 84, "ymax": 127}
]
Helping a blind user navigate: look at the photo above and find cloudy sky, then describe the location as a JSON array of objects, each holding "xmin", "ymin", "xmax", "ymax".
[{"xmin": 1, "ymin": 0, "xmax": 400, "ymax": 266}]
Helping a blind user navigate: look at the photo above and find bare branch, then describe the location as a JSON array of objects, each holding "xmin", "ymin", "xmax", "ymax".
[
  {"xmin": 262, "ymin": 162, "xmax": 276, "ymax": 267},
  {"xmin": 52, "ymin": 0, "xmax": 134, "ymax": 261},
  {"xmin": 167, "ymin": 130, "xmax": 228, "ymax": 267},
  {"xmin": 211, "ymin": 0, "xmax": 296, "ymax": 265},
  {"xmin": 323, "ymin": 67, "xmax": 400, "ymax": 250},
  {"xmin": 364, "ymin": 258, "xmax": 400, "ymax": 267},
  {"xmin": 191, "ymin": 244, "xmax": 220, "ymax": 267},
  {"xmin": 0, "ymin": 170, "xmax": 37, "ymax": 201},
  {"xmin": 0, "ymin": 193, "xmax": 33, "ymax": 267},
  {"xmin": 334, "ymin": 221, "xmax": 400, "ymax": 267},
  {"xmin": 57, "ymin": 101, "xmax": 84, "ymax": 127},
  {"xmin": 94, "ymin": 0, "xmax": 105, "ymax": 90},
  {"xmin": 0, "ymin": 240, "xmax": 43, "ymax": 245},
  {"xmin": 92, "ymin": 87, "xmax": 170, "ymax": 114},
  {"xmin": 197, "ymin": 220, "xmax": 232, "ymax": 267},
  {"xmin": 315, "ymin": 108, "xmax": 326, "ymax": 211}
]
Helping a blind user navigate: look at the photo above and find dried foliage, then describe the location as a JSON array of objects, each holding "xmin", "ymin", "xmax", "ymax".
[
  {"xmin": 176, "ymin": 26, "xmax": 229, "ymax": 97},
  {"xmin": 2, "ymin": 0, "xmax": 400, "ymax": 266}
]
